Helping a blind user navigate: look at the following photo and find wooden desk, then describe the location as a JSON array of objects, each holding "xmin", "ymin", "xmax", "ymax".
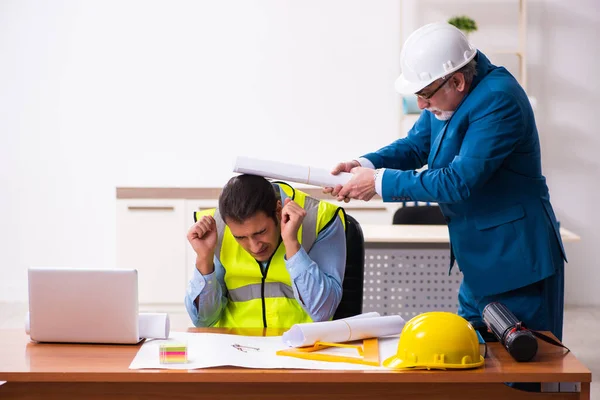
[{"xmin": 0, "ymin": 328, "xmax": 591, "ymax": 400}]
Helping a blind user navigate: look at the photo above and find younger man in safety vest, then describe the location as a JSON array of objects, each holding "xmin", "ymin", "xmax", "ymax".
[{"xmin": 184, "ymin": 174, "xmax": 347, "ymax": 328}]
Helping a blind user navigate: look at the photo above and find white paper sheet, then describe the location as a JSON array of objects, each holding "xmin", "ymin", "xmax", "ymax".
[
  {"xmin": 233, "ymin": 156, "xmax": 352, "ymax": 188},
  {"xmin": 129, "ymin": 331, "xmax": 400, "ymax": 370},
  {"xmin": 282, "ymin": 314, "xmax": 405, "ymax": 347}
]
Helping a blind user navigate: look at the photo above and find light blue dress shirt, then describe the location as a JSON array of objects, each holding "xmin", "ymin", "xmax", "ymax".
[{"xmin": 185, "ymin": 187, "xmax": 346, "ymax": 327}]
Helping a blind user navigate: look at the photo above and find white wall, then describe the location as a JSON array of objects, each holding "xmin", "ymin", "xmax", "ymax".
[
  {"xmin": 0, "ymin": 1, "xmax": 401, "ymax": 302},
  {"xmin": 527, "ymin": 0, "xmax": 600, "ymax": 306},
  {"xmin": 2, "ymin": 1, "xmax": 599, "ymax": 306}
]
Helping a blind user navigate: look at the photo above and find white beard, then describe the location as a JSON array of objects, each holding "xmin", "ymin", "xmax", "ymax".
[{"xmin": 426, "ymin": 107, "xmax": 455, "ymax": 121}]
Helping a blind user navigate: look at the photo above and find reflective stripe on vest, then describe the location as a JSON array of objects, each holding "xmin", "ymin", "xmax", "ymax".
[
  {"xmin": 228, "ymin": 282, "xmax": 295, "ymax": 302},
  {"xmin": 300, "ymin": 196, "xmax": 320, "ymax": 253}
]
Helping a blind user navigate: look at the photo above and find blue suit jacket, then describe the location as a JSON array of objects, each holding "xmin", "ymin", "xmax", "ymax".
[{"xmin": 362, "ymin": 52, "xmax": 567, "ymax": 297}]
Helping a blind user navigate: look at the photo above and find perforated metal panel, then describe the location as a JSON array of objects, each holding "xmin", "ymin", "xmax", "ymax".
[{"xmin": 362, "ymin": 248, "xmax": 463, "ymax": 319}]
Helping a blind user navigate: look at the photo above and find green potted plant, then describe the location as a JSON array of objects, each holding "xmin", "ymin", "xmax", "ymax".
[{"xmin": 448, "ymin": 15, "xmax": 478, "ymax": 38}]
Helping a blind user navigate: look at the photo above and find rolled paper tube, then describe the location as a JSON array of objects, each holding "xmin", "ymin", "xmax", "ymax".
[{"xmin": 233, "ymin": 156, "xmax": 352, "ymax": 188}]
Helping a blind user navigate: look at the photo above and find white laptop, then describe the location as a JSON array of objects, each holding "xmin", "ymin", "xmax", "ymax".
[{"xmin": 27, "ymin": 268, "xmax": 141, "ymax": 344}]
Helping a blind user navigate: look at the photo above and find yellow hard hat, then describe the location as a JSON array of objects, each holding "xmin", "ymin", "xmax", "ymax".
[{"xmin": 384, "ymin": 312, "xmax": 484, "ymax": 370}]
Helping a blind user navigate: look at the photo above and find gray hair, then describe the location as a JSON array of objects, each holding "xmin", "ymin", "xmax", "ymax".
[{"xmin": 457, "ymin": 59, "xmax": 477, "ymax": 85}]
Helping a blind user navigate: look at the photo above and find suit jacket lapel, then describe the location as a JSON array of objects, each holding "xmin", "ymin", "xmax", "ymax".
[
  {"xmin": 429, "ymin": 120, "xmax": 449, "ymax": 167},
  {"xmin": 428, "ymin": 87, "xmax": 475, "ymax": 167},
  {"xmin": 428, "ymin": 52, "xmax": 491, "ymax": 168}
]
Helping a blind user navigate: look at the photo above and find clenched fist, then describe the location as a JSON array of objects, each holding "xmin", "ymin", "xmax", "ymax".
[
  {"xmin": 187, "ymin": 215, "xmax": 218, "ymax": 274},
  {"xmin": 280, "ymin": 198, "xmax": 306, "ymax": 258}
]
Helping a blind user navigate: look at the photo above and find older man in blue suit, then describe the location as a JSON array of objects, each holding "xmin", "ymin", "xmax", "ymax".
[{"xmin": 327, "ymin": 22, "xmax": 567, "ymax": 341}]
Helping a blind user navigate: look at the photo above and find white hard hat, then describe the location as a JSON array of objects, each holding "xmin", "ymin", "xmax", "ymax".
[{"xmin": 395, "ymin": 22, "xmax": 477, "ymax": 95}]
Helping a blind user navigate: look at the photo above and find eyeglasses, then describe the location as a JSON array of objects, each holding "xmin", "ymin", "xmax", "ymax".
[{"xmin": 415, "ymin": 74, "xmax": 454, "ymax": 101}]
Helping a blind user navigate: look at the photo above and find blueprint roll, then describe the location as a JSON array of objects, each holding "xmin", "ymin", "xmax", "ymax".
[
  {"xmin": 139, "ymin": 313, "xmax": 170, "ymax": 339},
  {"xmin": 233, "ymin": 156, "xmax": 352, "ymax": 188},
  {"xmin": 282, "ymin": 313, "xmax": 405, "ymax": 347}
]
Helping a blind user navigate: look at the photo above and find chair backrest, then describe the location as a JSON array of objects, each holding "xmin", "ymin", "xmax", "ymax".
[
  {"xmin": 392, "ymin": 204, "xmax": 447, "ymax": 225},
  {"xmin": 333, "ymin": 213, "xmax": 365, "ymax": 320}
]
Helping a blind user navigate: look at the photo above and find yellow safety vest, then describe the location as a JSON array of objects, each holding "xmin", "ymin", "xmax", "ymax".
[{"xmin": 193, "ymin": 182, "xmax": 345, "ymax": 328}]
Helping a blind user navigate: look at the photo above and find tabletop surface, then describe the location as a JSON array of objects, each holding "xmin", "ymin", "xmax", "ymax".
[
  {"xmin": 360, "ymin": 224, "xmax": 581, "ymax": 244},
  {"xmin": 0, "ymin": 328, "xmax": 591, "ymax": 384}
]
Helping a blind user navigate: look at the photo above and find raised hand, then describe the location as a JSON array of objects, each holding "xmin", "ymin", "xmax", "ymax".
[
  {"xmin": 337, "ymin": 167, "xmax": 377, "ymax": 201},
  {"xmin": 280, "ymin": 198, "xmax": 306, "ymax": 258},
  {"xmin": 187, "ymin": 215, "xmax": 218, "ymax": 274}
]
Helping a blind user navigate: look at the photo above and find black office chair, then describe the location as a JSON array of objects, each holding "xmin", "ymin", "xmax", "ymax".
[
  {"xmin": 333, "ymin": 213, "xmax": 365, "ymax": 320},
  {"xmin": 392, "ymin": 202, "xmax": 447, "ymax": 225}
]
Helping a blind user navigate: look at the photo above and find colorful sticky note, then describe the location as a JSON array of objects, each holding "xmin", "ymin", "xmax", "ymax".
[{"xmin": 159, "ymin": 343, "xmax": 188, "ymax": 364}]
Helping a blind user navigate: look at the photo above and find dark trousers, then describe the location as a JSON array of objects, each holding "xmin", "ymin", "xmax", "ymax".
[
  {"xmin": 457, "ymin": 262, "xmax": 564, "ymax": 341},
  {"xmin": 457, "ymin": 250, "xmax": 565, "ymax": 393}
]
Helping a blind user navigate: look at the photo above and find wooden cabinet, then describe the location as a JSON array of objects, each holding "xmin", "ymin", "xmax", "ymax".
[
  {"xmin": 116, "ymin": 199, "xmax": 187, "ymax": 304},
  {"xmin": 116, "ymin": 190, "xmax": 399, "ymax": 305}
]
